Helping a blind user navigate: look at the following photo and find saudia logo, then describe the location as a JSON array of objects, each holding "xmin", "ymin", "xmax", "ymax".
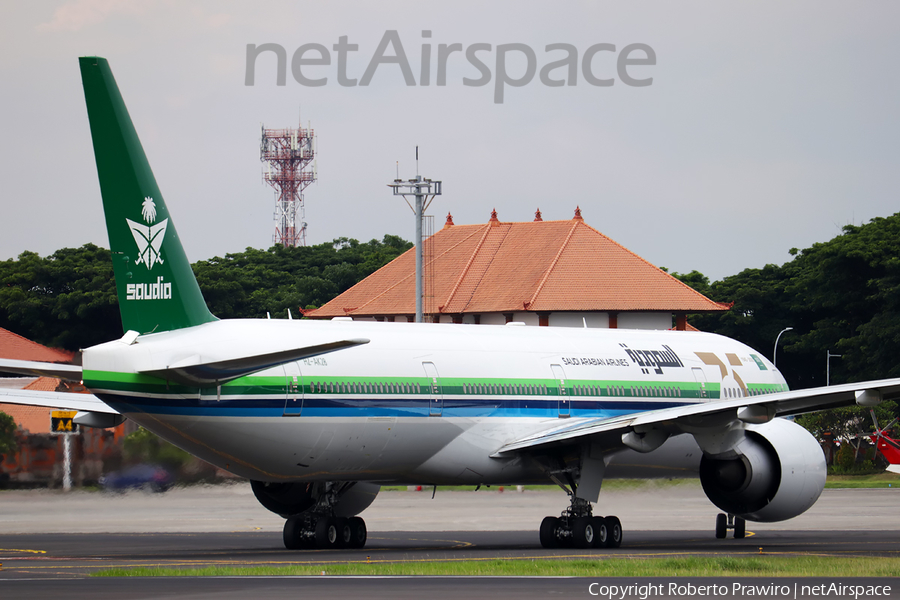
[
  {"xmin": 621, "ymin": 344, "xmax": 684, "ymax": 375},
  {"xmin": 125, "ymin": 197, "xmax": 173, "ymax": 301}
]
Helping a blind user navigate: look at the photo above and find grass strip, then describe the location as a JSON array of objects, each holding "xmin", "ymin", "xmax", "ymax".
[{"xmin": 91, "ymin": 556, "xmax": 900, "ymax": 578}]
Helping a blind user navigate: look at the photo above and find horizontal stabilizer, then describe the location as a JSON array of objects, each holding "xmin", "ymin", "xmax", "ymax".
[
  {"xmin": 0, "ymin": 388, "xmax": 118, "ymax": 414},
  {"xmin": 140, "ymin": 338, "xmax": 370, "ymax": 386},
  {"xmin": 0, "ymin": 358, "xmax": 83, "ymax": 381}
]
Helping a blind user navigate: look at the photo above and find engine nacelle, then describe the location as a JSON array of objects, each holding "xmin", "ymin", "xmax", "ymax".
[
  {"xmin": 251, "ymin": 480, "xmax": 380, "ymax": 518},
  {"xmin": 699, "ymin": 418, "xmax": 826, "ymax": 522}
]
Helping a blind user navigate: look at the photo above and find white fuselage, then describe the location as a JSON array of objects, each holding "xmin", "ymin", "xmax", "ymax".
[{"xmin": 81, "ymin": 319, "xmax": 788, "ymax": 484}]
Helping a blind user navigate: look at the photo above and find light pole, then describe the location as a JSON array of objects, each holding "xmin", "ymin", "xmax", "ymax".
[
  {"xmin": 826, "ymin": 351, "xmax": 842, "ymax": 386},
  {"xmin": 387, "ymin": 155, "xmax": 441, "ymax": 323},
  {"xmin": 773, "ymin": 327, "xmax": 793, "ymax": 368}
]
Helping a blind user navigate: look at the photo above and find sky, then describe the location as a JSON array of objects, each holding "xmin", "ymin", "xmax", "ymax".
[{"xmin": 1, "ymin": 1, "xmax": 898, "ymax": 282}]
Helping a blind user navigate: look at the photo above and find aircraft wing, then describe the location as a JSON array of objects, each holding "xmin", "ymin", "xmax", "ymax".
[
  {"xmin": 0, "ymin": 358, "xmax": 83, "ymax": 381},
  {"xmin": 492, "ymin": 377, "xmax": 900, "ymax": 456},
  {"xmin": 0, "ymin": 387, "xmax": 118, "ymax": 414}
]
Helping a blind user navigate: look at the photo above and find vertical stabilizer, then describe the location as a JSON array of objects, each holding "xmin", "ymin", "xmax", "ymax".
[{"xmin": 79, "ymin": 57, "xmax": 216, "ymax": 334}]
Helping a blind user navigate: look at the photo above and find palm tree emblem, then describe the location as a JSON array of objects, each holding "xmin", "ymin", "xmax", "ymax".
[{"xmin": 142, "ymin": 197, "xmax": 157, "ymax": 224}]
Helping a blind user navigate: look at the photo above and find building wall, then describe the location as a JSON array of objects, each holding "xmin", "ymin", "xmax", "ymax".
[
  {"xmin": 548, "ymin": 312, "xmax": 610, "ymax": 328},
  {"xmin": 618, "ymin": 312, "xmax": 673, "ymax": 330},
  {"xmin": 356, "ymin": 311, "xmax": 676, "ymax": 329},
  {"xmin": 511, "ymin": 312, "xmax": 540, "ymax": 326},
  {"xmin": 479, "ymin": 313, "xmax": 508, "ymax": 326}
]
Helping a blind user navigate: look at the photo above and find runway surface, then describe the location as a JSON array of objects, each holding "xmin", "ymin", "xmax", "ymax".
[{"xmin": 1, "ymin": 483, "xmax": 898, "ymax": 597}]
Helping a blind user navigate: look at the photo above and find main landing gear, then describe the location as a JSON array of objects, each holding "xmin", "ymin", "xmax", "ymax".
[
  {"xmin": 539, "ymin": 495, "xmax": 623, "ymax": 549},
  {"xmin": 281, "ymin": 482, "xmax": 369, "ymax": 549},
  {"xmin": 283, "ymin": 514, "xmax": 368, "ymax": 549},
  {"xmin": 714, "ymin": 513, "xmax": 746, "ymax": 539}
]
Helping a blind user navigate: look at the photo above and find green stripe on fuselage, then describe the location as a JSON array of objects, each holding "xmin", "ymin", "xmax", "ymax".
[{"xmin": 83, "ymin": 369, "xmax": 778, "ymax": 402}]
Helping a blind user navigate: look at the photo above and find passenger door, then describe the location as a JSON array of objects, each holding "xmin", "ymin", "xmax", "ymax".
[
  {"xmin": 282, "ymin": 361, "xmax": 304, "ymax": 416},
  {"xmin": 551, "ymin": 364, "xmax": 569, "ymax": 418},
  {"xmin": 423, "ymin": 361, "xmax": 443, "ymax": 417}
]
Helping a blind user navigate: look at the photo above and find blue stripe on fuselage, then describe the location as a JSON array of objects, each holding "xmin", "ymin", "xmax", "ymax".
[{"xmin": 95, "ymin": 393, "xmax": 689, "ymax": 419}]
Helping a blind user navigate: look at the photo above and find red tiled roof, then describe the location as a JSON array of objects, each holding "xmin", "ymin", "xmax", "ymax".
[
  {"xmin": 309, "ymin": 212, "xmax": 729, "ymax": 318},
  {"xmin": 0, "ymin": 328, "xmax": 74, "ymax": 363},
  {"xmin": 23, "ymin": 377, "xmax": 65, "ymax": 392},
  {"xmin": 0, "ymin": 403, "xmax": 52, "ymax": 434}
]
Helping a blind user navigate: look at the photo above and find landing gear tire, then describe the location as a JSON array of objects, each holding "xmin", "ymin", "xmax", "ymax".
[
  {"xmin": 283, "ymin": 516, "xmax": 304, "ymax": 550},
  {"xmin": 539, "ymin": 516, "xmax": 560, "ymax": 548},
  {"xmin": 591, "ymin": 517, "xmax": 608, "ymax": 549},
  {"xmin": 572, "ymin": 517, "xmax": 595, "ymax": 549},
  {"xmin": 335, "ymin": 517, "xmax": 352, "ymax": 548},
  {"xmin": 315, "ymin": 517, "xmax": 339, "ymax": 548},
  {"xmin": 348, "ymin": 516, "xmax": 367, "ymax": 549},
  {"xmin": 734, "ymin": 517, "xmax": 746, "ymax": 539},
  {"xmin": 604, "ymin": 516, "xmax": 622, "ymax": 549},
  {"xmin": 715, "ymin": 513, "xmax": 727, "ymax": 539}
]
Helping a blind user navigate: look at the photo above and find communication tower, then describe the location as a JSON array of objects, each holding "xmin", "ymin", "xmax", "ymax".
[{"xmin": 260, "ymin": 119, "xmax": 317, "ymax": 247}]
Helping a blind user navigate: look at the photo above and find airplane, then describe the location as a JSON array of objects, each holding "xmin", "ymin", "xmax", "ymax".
[
  {"xmin": 869, "ymin": 411, "xmax": 900, "ymax": 475},
  {"xmin": 2, "ymin": 56, "xmax": 900, "ymax": 550}
]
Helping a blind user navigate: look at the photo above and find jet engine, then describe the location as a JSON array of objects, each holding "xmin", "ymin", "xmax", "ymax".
[
  {"xmin": 250, "ymin": 480, "xmax": 380, "ymax": 518},
  {"xmin": 698, "ymin": 418, "xmax": 826, "ymax": 522}
]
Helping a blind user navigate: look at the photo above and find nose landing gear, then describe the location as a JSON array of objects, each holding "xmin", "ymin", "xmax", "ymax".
[{"xmin": 714, "ymin": 513, "xmax": 746, "ymax": 539}]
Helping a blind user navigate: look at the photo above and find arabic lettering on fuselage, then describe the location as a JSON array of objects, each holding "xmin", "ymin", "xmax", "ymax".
[{"xmin": 622, "ymin": 344, "xmax": 684, "ymax": 375}]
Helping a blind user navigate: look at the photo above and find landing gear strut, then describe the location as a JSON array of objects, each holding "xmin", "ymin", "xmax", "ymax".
[
  {"xmin": 282, "ymin": 483, "xmax": 369, "ymax": 550},
  {"xmin": 539, "ymin": 481, "xmax": 622, "ymax": 549},
  {"xmin": 714, "ymin": 513, "xmax": 746, "ymax": 539}
]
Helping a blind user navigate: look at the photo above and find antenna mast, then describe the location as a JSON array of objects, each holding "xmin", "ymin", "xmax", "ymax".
[{"xmin": 260, "ymin": 117, "xmax": 317, "ymax": 247}]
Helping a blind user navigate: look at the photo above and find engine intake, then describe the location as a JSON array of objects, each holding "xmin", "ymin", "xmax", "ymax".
[{"xmin": 698, "ymin": 418, "xmax": 826, "ymax": 522}]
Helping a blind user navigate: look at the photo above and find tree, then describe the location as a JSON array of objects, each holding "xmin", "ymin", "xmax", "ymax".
[
  {"xmin": 0, "ymin": 236, "xmax": 413, "ymax": 350},
  {"xmin": 0, "ymin": 244, "xmax": 120, "ymax": 349},
  {"xmin": 677, "ymin": 213, "xmax": 900, "ymax": 396},
  {"xmin": 0, "ymin": 411, "xmax": 17, "ymax": 456},
  {"xmin": 192, "ymin": 236, "xmax": 412, "ymax": 319}
]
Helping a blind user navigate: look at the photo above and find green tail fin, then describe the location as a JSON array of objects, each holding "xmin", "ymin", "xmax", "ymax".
[{"xmin": 79, "ymin": 57, "xmax": 216, "ymax": 334}]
